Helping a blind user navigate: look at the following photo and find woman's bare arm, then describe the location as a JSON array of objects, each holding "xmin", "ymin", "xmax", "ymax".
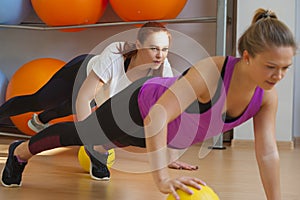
[{"xmin": 253, "ymin": 89, "xmax": 281, "ymax": 200}]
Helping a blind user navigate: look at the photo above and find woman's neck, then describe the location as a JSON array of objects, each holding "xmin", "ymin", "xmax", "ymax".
[
  {"xmin": 126, "ymin": 56, "xmax": 151, "ymax": 81},
  {"xmin": 129, "ymin": 55, "xmax": 152, "ymax": 71},
  {"xmin": 231, "ymin": 60, "xmax": 257, "ymax": 92}
]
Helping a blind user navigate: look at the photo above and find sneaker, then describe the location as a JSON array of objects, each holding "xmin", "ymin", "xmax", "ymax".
[
  {"xmin": 85, "ymin": 147, "xmax": 110, "ymax": 181},
  {"xmin": 27, "ymin": 113, "xmax": 49, "ymax": 133},
  {"xmin": 1, "ymin": 140, "xmax": 27, "ymax": 187}
]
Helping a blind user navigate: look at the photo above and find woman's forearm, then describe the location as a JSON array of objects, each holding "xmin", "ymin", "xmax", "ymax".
[
  {"xmin": 76, "ymin": 99, "xmax": 92, "ymax": 121},
  {"xmin": 256, "ymin": 151, "xmax": 281, "ymax": 200},
  {"xmin": 76, "ymin": 71, "xmax": 103, "ymax": 121},
  {"xmin": 147, "ymin": 135, "xmax": 172, "ymax": 194},
  {"xmin": 144, "ymin": 105, "xmax": 171, "ymax": 192},
  {"xmin": 145, "ymin": 126, "xmax": 170, "ymax": 190}
]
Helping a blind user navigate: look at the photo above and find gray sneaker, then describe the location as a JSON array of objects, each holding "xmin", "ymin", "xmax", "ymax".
[{"xmin": 27, "ymin": 113, "xmax": 49, "ymax": 133}]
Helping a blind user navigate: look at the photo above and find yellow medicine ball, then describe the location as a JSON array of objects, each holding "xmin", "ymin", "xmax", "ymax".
[
  {"xmin": 78, "ymin": 146, "xmax": 115, "ymax": 172},
  {"xmin": 166, "ymin": 185, "xmax": 220, "ymax": 200}
]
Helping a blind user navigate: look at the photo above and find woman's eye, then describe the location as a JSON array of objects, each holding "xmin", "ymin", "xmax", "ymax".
[
  {"xmin": 149, "ymin": 47, "xmax": 168, "ymax": 52},
  {"xmin": 267, "ymin": 65, "xmax": 275, "ymax": 69}
]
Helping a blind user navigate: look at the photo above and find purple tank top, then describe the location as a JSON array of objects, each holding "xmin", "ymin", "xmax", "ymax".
[{"xmin": 138, "ymin": 56, "xmax": 264, "ymax": 149}]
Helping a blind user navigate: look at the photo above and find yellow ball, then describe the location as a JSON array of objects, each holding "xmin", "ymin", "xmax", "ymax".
[
  {"xmin": 78, "ymin": 146, "xmax": 115, "ymax": 172},
  {"xmin": 166, "ymin": 185, "xmax": 220, "ymax": 200}
]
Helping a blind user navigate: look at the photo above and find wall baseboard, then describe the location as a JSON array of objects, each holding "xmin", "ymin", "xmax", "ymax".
[
  {"xmin": 231, "ymin": 138, "xmax": 296, "ymax": 150},
  {"xmin": 296, "ymin": 137, "xmax": 300, "ymax": 146}
]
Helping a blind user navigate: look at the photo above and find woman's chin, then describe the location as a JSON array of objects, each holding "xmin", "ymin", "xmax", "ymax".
[{"xmin": 151, "ymin": 64, "xmax": 161, "ymax": 70}]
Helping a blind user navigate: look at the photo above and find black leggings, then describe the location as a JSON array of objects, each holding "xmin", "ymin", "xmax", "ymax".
[
  {"xmin": 0, "ymin": 54, "xmax": 95, "ymax": 124},
  {"xmin": 28, "ymin": 76, "xmax": 152, "ymax": 155}
]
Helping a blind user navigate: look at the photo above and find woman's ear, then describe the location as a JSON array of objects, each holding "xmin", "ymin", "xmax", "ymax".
[
  {"xmin": 136, "ymin": 40, "xmax": 142, "ymax": 50},
  {"xmin": 242, "ymin": 50, "xmax": 250, "ymax": 64}
]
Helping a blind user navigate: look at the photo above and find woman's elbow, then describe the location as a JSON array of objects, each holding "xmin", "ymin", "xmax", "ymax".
[{"xmin": 143, "ymin": 105, "xmax": 168, "ymax": 138}]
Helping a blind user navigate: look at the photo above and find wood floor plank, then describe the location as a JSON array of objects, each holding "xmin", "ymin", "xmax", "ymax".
[{"xmin": 0, "ymin": 137, "xmax": 299, "ymax": 200}]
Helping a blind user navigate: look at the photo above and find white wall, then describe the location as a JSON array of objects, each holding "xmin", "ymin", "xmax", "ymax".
[
  {"xmin": 293, "ymin": 1, "xmax": 300, "ymax": 138},
  {"xmin": 234, "ymin": 0, "xmax": 297, "ymax": 141}
]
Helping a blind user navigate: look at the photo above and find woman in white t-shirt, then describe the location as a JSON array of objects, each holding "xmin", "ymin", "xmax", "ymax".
[
  {"xmin": 0, "ymin": 22, "xmax": 197, "ymax": 181},
  {"xmin": 75, "ymin": 22, "xmax": 197, "ymax": 179},
  {"xmin": 0, "ymin": 22, "xmax": 173, "ymax": 131},
  {"xmin": 84, "ymin": 40, "xmax": 173, "ymax": 111}
]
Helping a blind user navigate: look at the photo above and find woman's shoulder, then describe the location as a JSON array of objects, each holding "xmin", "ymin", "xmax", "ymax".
[
  {"xmin": 261, "ymin": 87, "xmax": 278, "ymax": 108},
  {"xmin": 193, "ymin": 56, "xmax": 226, "ymax": 73},
  {"xmin": 211, "ymin": 56, "xmax": 226, "ymax": 68},
  {"xmin": 211, "ymin": 56, "xmax": 226, "ymax": 63},
  {"xmin": 93, "ymin": 42, "xmax": 125, "ymax": 60},
  {"xmin": 210, "ymin": 56, "xmax": 241, "ymax": 73},
  {"xmin": 104, "ymin": 41, "xmax": 125, "ymax": 51}
]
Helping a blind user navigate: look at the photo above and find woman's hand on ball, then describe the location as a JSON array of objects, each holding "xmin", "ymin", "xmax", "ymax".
[{"xmin": 159, "ymin": 176, "xmax": 206, "ymax": 200}]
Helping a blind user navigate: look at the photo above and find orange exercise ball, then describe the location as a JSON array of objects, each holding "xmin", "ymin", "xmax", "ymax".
[
  {"xmin": 31, "ymin": 0, "xmax": 109, "ymax": 32},
  {"xmin": 110, "ymin": 0, "xmax": 187, "ymax": 22},
  {"xmin": 6, "ymin": 58, "xmax": 66, "ymax": 136}
]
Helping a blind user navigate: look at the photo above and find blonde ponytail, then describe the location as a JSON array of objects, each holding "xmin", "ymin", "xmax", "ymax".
[{"xmin": 238, "ymin": 8, "xmax": 296, "ymax": 57}]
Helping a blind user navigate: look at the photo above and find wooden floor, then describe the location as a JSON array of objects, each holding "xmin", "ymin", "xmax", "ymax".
[{"xmin": 0, "ymin": 136, "xmax": 299, "ymax": 200}]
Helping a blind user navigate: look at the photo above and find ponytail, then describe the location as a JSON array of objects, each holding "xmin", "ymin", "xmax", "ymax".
[{"xmin": 238, "ymin": 8, "xmax": 297, "ymax": 57}]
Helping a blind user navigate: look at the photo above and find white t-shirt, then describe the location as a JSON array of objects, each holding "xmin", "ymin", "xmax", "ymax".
[{"xmin": 86, "ymin": 42, "xmax": 174, "ymax": 106}]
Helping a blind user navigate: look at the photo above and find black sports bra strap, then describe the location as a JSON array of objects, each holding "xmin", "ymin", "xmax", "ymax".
[
  {"xmin": 124, "ymin": 57, "xmax": 131, "ymax": 72},
  {"xmin": 184, "ymin": 56, "xmax": 229, "ymax": 114}
]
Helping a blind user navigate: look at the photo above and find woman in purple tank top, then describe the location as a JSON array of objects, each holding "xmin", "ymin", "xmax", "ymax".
[{"xmin": 1, "ymin": 8, "xmax": 297, "ymax": 200}]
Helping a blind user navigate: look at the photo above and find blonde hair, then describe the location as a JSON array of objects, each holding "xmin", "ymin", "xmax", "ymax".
[{"xmin": 238, "ymin": 8, "xmax": 297, "ymax": 57}]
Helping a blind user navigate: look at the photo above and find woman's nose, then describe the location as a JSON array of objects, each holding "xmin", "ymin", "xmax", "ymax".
[{"xmin": 272, "ymin": 69, "xmax": 284, "ymax": 80}]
